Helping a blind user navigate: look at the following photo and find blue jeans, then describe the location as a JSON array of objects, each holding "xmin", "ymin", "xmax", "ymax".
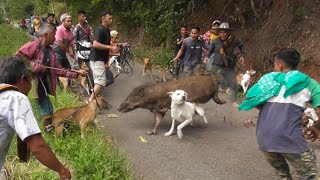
[{"xmin": 36, "ymin": 95, "xmax": 54, "ymax": 116}]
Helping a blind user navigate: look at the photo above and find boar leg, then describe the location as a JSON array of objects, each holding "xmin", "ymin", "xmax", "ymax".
[
  {"xmin": 147, "ymin": 112, "xmax": 164, "ymax": 135},
  {"xmin": 212, "ymin": 90, "xmax": 226, "ymax": 104}
]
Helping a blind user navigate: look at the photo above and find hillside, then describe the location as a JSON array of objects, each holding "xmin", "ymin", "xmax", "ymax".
[{"xmin": 184, "ymin": 0, "xmax": 320, "ymax": 81}]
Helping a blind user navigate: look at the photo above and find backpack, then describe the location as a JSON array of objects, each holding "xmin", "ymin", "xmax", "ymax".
[{"xmin": 0, "ymin": 84, "xmax": 30, "ymax": 163}]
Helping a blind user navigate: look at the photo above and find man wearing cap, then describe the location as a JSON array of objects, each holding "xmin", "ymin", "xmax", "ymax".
[
  {"xmin": 207, "ymin": 22, "xmax": 245, "ymax": 107},
  {"xmin": 88, "ymin": 10, "xmax": 118, "ymax": 102},
  {"xmin": 205, "ymin": 20, "xmax": 221, "ymax": 72},
  {"xmin": 53, "ymin": 13, "xmax": 75, "ymax": 70},
  {"xmin": 173, "ymin": 26, "xmax": 208, "ymax": 77}
]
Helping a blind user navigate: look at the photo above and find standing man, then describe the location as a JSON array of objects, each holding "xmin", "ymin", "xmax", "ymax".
[
  {"xmin": 0, "ymin": 56, "xmax": 71, "ymax": 180},
  {"xmin": 207, "ymin": 22, "xmax": 245, "ymax": 107},
  {"xmin": 239, "ymin": 48, "xmax": 320, "ymax": 179},
  {"xmin": 205, "ymin": 20, "xmax": 221, "ymax": 72},
  {"xmin": 45, "ymin": 13, "xmax": 56, "ymax": 27},
  {"xmin": 174, "ymin": 25, "xmax": 189, "ymax": 79},
  {"xmin": 53, "ymin": 13, "xmax": 75, "ymax": 70},
  {"xmin": 16, "ymin": 24, "xmax": 86, "ymax": 132},
  {"xmin": 32, "ymin": 14, "xmax": 41, "ymax": 34},
  {"xmin": 173, "ymin": 26, "xmax": 208, "ymax": 77},
  {"xmin": 88, "ymin": 10, "xmax": 118, "ymax": 102},
  {"xmin": 73, "ymin": 10, "xmax": 93, "ymax": 42}
]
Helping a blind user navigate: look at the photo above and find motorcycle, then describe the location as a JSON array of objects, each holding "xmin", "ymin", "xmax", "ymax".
[{"xmin": 75, "ymin": 40, "xmax": 92, "ymax": 62}]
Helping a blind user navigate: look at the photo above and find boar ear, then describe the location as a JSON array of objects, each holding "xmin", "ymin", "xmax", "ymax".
[{"xmin": 139, "ymin": 88, "xmax": 144, "ymax": 97}]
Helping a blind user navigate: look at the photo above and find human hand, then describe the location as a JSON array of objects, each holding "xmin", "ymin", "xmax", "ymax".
[
  {"xmin": 59, "ymin": 167, "xmax": 71, "ymax": 180},
  {"xmin": 77, "ymin": 69, "xmax": 87, "ymax": 77},
  {"xmin": 40, "ymin": 65, "xmax": 47, "ymax": 73},
  {"xmin": 239, "ymin": 56, "xmax": 245, "ymax": 64},
  {"xmin": 303, "ymin": 126, "xmax": 320, "ymax": 142},
  {"xmin": 203, "ymin": 58, "xmax": 208, "ymax": 64}
]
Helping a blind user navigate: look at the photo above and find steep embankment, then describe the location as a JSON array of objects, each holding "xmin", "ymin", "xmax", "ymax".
[{"xmin": 184, "ymin": 0, "xmax": 320, "ymax": 81}]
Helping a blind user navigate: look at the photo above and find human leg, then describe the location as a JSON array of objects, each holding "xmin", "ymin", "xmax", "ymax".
[
  {"xmin": 183, "ymin": 65, "xmax": 193, "ymax": 77},
  {"xmin": 224, "ymin": 68, "xmax": 237, "ymax": 102},
  {"xmin": 88, "ymin": 61, "xmax": 106, "ymax": 101},
  {"xmin": 262, "ymin": 151, "xmax": 292, "ymax": 180},
  {"xmin": 283, "ymin": 149, "xmax": 317, "ymax": 180},
  {"xmin": 37, "ymin": 95, "xmax": 54, "ymax": 132}
]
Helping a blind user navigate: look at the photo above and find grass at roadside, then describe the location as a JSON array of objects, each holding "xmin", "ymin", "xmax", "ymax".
[
  {"xmin": 132, "ymin": 47, "xmax": 175, "ymax": 69},
  {"xmin": 0, "ymin": 24, "xmax": 30, "ymax": 57},
  {"xmin": 1, "ymin": 24, "xmax": 131, "ymax": 180}
]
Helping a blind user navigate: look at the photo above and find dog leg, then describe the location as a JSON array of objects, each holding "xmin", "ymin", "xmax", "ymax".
[
  {"xmin": 195, "ymin": 106, "xmax": 208, "ymax": 124},
  {"xmin": 147, "ymin": 112, "xmax": 164, "ymax": 135},
  {"xmin": 150, "ymin": 70, "xmax": 154, "ymax": 79},
  {"xmin": 164, "ymin": 119, "xmax": 175, "ymax": 136},
  {"xmin": 53, "ymin": 118, "xmax": 64, "ymax": 136},
  {"xmin": 142, "ymin": 69, "xmax": 146, "ymax": 77},
  {"xmin": 80, "ymin": 121, "xmax": 87, "ymax": 139},
  {"xmin": 241, "ymin": 81, "xmax": 246, "ymax": 94},
  {"xmin": 177, "ymin": 119, "xmax": 193, "ymax": 139}
]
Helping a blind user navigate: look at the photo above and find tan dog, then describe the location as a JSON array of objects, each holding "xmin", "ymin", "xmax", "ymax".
[
  {"xmin": 59, "ymin": 62, "xmax": 89, "ymax": 95},
  {"xmin": 51, "ymin": 96, "xmax": 112, "ymax": 138},
  {"xmin": 142, "ymin": 58, "xmax": 153, "ymax": 79}
]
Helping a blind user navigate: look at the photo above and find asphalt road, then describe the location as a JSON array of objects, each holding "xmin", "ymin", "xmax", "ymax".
[{"xmin": 97, "ymin": 64, "xmax": 320, "ymax": 180}]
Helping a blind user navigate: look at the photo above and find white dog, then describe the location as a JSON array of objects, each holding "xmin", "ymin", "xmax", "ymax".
[
  {"xmin": 108, "ymin": 56, "xmax": 122, "ymax": 73},
  {"xmin": 304, "ymin": 108, "xmax": 318, "ymax": 128},
  {"xmin": 165, "ymin": 90, "xmax": 208, "ymax": 139},
  {"xmin": 236, "ymin": 69, "xmax": 256, "ymax": 94}
]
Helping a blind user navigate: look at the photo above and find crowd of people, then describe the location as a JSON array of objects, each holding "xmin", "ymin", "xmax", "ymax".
[{"xmin": 1, "ymin": 9, "xmax": 320, "ymax": 180}]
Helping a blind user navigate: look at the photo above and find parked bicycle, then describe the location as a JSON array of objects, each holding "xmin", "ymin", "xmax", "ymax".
[{"xmin": 109, "ymin": 43, "xmax": 134, "ymax": 77}]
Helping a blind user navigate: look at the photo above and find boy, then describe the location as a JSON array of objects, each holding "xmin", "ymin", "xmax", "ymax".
[{"xmin": 239, "ymin": 48, "xmax": 320, "ymax": 179}]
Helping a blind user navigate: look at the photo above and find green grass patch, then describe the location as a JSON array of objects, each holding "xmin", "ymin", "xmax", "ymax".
[
  {"xmin": 0, "ymin": 24, "xmax": 30, "ymax": 57},
  {"xmin": 1, "ymin": 25, "xmax": 132, "ymax": 179},
  {"xmin": 4, "ymin": 88, "xmax": 131, "ymax": 180}
]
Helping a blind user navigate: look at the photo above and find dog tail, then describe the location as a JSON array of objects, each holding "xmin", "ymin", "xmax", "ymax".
[{"xmin": 195, "ymin": 105, "xmax": 208, "ymax": 124}]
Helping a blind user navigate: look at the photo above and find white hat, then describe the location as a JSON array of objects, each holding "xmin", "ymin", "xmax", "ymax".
[
  {"xmin": 216, "ymin": 22, "xmax": 235, "ymax": 31},
  {"xmin": 60, "ymin": 13, "xmax": 71, "ymax": 22},
  {"xmin": 212, "ymin": 20, "xmax": 221, "ymax": 25},
  {"xmin": 110, "ymin": 30, "xmax": 119, "ymax": 38}
]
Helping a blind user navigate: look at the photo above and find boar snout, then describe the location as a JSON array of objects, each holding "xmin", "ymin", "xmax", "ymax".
[{"xmin": 118, "ymin": 101, "xmax": 131, "ymax": 113}]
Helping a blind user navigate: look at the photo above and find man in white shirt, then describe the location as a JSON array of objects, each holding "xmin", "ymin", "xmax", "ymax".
[{"xmin": 0, "ymin": 56, "xmax": 71, "ymax": 180}]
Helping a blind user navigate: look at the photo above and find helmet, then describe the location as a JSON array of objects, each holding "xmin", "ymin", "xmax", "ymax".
[{"xmin": 110, "ymin": 30, "xmax": 119, "ymax": 38}]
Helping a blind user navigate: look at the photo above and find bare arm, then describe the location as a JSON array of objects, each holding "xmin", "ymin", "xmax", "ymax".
[
  {"xmin": 173, "ymin": 49, "xmax": 183, "ymax": 61},
  {"xmin": 57, "ymin": 41, "xmax": 70, "ymax": 53},
  {"xmin": 92, "ymin": 40, "xmax": 115, "ymax": 50},
  {"xmin": 25, "ymin": 134, "xmax": 71, "ymax": 179}
]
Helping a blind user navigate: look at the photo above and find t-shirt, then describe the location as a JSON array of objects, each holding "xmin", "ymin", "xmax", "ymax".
[
  {"xmin": 33, "ymin": 19, "xmax": 41, "ymax": 32},
  {"xmin": 53, "ymin": 25, "xmax": 74, "ymax": 59},
  {"xmin": 0, "ymin": 89, "xmax": 41, "ymax": 170},
  {"xmin": 73, "ymin": 23, "xmax": 93, "ymax": 42},
  {"xmin": 90, "ymin": 25, "xmax": 110, "ymax": 63},
  {"xmin": 181, "ymin": 37, "xmax": 208, "ymax": 67},
  {"xmin": 257, "ymin": 79, "xmax": 320, "ymax": 153}
]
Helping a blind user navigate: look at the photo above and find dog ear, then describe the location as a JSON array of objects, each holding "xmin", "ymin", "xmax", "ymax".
[{"xmin": 167, "ymin": 92, "xmax": 174, "ymax": 97}]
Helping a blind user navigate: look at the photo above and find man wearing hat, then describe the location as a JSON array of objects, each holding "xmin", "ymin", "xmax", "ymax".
[
  {"xmin": 207, "ymin": 22, "xmax": 245, "ymax": 107},
  {"xmin": 53, "ymin": 13, "xmax": 75, "ymax": 70}
]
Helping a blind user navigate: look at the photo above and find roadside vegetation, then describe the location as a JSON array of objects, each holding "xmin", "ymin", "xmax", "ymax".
[{"xmin": 1, "ymin": 24, "xmax": 131, "ymax": 180}]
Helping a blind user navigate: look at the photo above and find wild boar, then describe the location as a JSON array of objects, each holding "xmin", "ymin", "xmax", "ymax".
[{"xmin": 118, "ymin": 74, "xmax": 225, "ymax": 134}]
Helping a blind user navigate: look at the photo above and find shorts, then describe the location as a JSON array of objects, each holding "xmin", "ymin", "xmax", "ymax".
[
  {"xmin": 36, "ymin": 95, "xmax": 54, "ymax": 116},
  {"xmin": 90, "ymin": 61, "xmax": 106, "ymax": 86}
]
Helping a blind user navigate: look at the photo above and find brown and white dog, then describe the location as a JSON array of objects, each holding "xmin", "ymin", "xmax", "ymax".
[
  {"xmin": 142, "ymin": 58, "xmax": 153, "ymax": 79},
  {"xmin": 51, "ymin": 96, "xmax": 112, "ymax": 138},
  {"xmin": 236, "ymin": 69, "xmax": 256, "ymax": 94},
  {"xmin": 59, "ymin": 62, "xmax": 89, "ymax": 95}
]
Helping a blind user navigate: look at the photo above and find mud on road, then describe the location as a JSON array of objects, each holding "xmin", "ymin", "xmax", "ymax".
[{"xmin": 97, "ymin": 64, "xmax": 320, "ymax": 180}]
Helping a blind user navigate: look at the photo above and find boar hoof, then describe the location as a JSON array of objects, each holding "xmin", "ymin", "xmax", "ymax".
[{"xmin": 146, "ymin": 129, "xmax": 156, "ymax": 135}]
